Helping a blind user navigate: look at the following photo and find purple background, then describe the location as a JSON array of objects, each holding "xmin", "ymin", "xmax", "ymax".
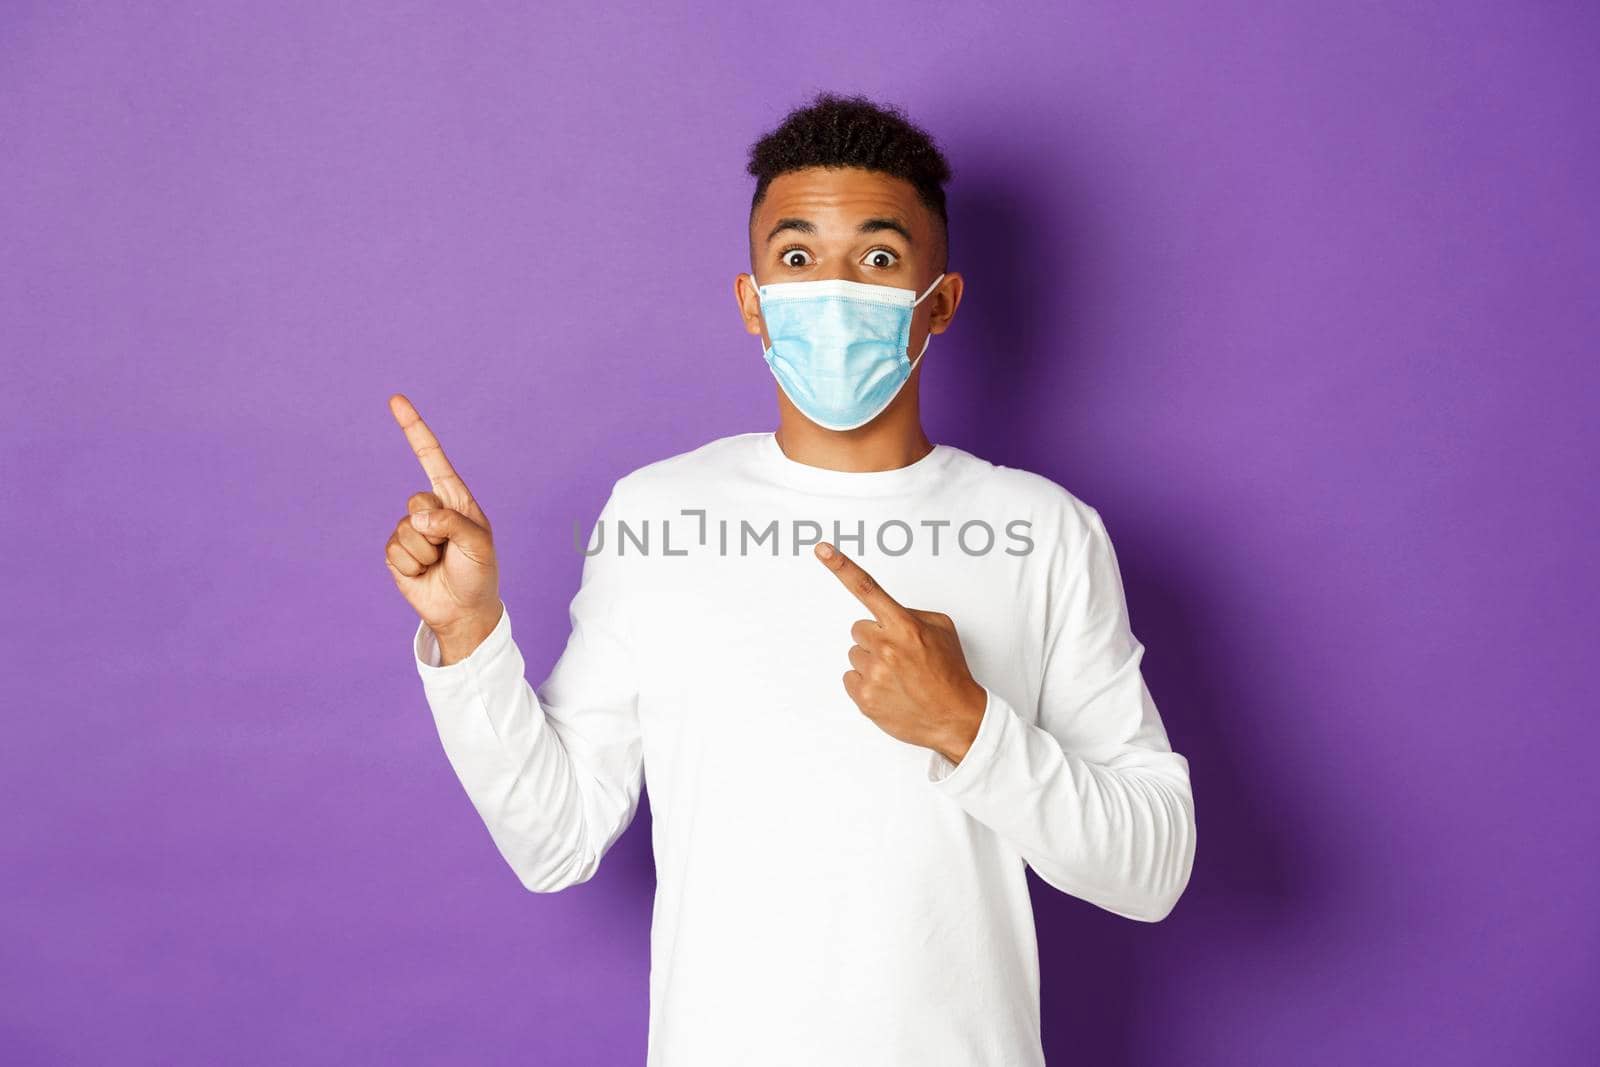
[{"xmin": 4, "ymin": 2, "xmax": 1597, "ymax": 1064}]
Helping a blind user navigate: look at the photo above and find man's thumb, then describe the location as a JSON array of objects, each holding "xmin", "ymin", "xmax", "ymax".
[{"xmin": 410, "ymin": 508, "xmax": 492, "ymax": 559}]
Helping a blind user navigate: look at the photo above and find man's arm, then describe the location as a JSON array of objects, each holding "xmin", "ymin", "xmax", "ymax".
[
  {"xmin": 925, "ymin": 507, "xmax": 1197, "ymax": 922},
  {"xmin": 414, "ymin": 485, "xmax": 644, "ymax": 893}
]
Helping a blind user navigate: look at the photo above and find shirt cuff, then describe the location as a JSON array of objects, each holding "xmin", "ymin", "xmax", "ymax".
[
  {"xmin": 926, "ymin": 685, "xmax": 1011, "ymax": 791},
  {"xmin": 413, "ymin": 602, "xmax": 511, "ymax": 682}
]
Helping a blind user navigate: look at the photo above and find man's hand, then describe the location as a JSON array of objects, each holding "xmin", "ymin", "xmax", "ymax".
[
  {"xmin": 815, "ymin": 542, "xmax": 988, "ymax": 765},
  {"xmin": 384, "ymin": 393, "xmax": 503, "ymax": 664}
]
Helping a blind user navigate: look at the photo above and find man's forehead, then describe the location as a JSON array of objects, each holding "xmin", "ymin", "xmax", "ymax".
[{"xmin": 754, "ymin": 168, "xmax": 929, "ymax": 234}]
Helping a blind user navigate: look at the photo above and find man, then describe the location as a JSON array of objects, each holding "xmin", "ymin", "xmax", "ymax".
[{"xmin": 384, "ymin": 92, "xmax": 1196, "ymax": 1066}]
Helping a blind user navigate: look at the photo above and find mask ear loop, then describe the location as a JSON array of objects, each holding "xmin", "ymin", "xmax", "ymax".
[
  {"xmin": 749, "ymin": 274, "xmax": 769, "ymax": 355},
  {"xmin": 905, "ymin": 272, "xmax": 944, "ymax": 371},
  {"xmin": 902, "ymin": 329, "xmax": 934, "ymax": 380}
]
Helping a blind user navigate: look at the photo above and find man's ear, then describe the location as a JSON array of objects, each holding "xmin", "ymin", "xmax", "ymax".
[
  {"xmin": 928, "ymin": 271, "xmax": 964, "ymax": 335},
  {"xmin": 735, "ymin": 272, "xmax": 765, "ymax": 336}
]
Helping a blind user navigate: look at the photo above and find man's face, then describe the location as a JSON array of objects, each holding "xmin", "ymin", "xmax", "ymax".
[{"xmin": 735, "ymin": 166, "xmax": 962, "ymax": 358}]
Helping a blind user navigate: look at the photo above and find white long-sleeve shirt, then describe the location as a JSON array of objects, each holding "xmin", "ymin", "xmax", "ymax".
[{"xmin": 412, "ymin": 431, "xmax": 1196, "ymax": 1066}]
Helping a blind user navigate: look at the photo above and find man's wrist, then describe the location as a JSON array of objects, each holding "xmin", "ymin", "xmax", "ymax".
[
  {"xmin": 432, "ymin": 602, "xmax": 504, "ymax": 666},
  {"xmin": 934, "ymin": 682, "xmax": 988, "ymax": 765}
]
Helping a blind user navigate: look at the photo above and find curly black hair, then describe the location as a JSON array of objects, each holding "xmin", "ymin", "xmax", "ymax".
[{"xmin": 747, "ymin": 92, "xmax": 953, "ymax": 265}]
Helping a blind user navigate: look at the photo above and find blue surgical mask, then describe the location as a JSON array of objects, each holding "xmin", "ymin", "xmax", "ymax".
[{"xmin": 750, "ymin": 272, "xmax": 946, "ymax": 432}]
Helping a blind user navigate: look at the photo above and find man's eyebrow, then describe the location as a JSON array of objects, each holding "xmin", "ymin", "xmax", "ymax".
[
  {"xmin": 762, "ymin": 216, "xmax": 916, "ymax": 245},
  {"xmin": 765, "ymin": 217, "xmax": 816, "ymax": 244},
  {"xmin": 857, "ymin": 217, "xmax": 914, "ymax": 244}
]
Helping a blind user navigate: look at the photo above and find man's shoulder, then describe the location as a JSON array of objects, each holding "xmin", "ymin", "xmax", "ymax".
[
  {"xmin": 940, "ymin": 445, "xmax": 1102, "ymax": 530},
  {"xmin": 607, "ymin": 432, "xmax": 766, "ymax": 500}
]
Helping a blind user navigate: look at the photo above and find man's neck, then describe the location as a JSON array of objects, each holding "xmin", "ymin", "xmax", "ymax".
[{"xmin": 772, "ymin": 395, "xmax": 934, "ymax": 473}]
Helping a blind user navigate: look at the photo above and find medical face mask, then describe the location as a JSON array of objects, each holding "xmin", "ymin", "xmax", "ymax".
[{"xmin": 750, "ymin": 272, "xmax": 946, "ymax": 432}]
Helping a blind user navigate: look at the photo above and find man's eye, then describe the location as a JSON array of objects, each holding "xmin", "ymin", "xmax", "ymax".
[
  {"xmin": 864, "ymin": 249, "xmax": 899, "ymax": 269},
  {"xmin": 781, "ymin": 249, "xmax": 813, "ymax": 268}
]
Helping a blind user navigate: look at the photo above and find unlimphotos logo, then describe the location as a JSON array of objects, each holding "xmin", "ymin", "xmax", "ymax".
[{"xmin": 574, "ymin": 510, "xmax": 1035, "ymax": 558}]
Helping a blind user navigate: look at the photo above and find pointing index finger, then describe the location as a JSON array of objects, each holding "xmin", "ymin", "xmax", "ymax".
[
  {"xmin": 815, "ymin": 542, "xmax": 909, "ymax": 624},
  {"xmin": 389, "ymin": 393, "xmax": 468, "ymax": 494}
]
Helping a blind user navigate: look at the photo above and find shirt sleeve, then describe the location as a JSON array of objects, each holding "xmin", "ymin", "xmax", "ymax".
[
  {"xmin": 413, "ymin": 484, "xmax": 644, "ymax": 893},
  {"xmin": 924, "ymin": 506, "xmax": 1197, "ymax": 922}
]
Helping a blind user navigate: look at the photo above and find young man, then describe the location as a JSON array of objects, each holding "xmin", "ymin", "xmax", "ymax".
[{"xmin": 384, "ymin": 93, "xmax": 1196, "ymax": 1066}]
